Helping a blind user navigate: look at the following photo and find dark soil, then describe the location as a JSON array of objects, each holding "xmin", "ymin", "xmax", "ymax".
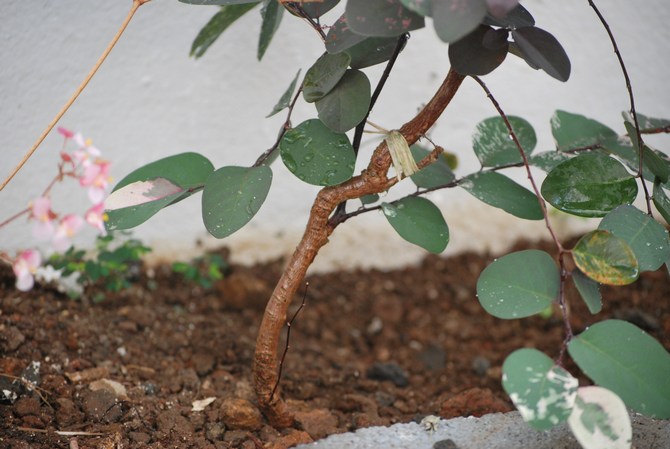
[{"xmin": 1, "ymin": 241, "xmax": 669, "ymax": 449}]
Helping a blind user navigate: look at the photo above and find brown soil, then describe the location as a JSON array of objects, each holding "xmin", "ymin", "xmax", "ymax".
[{"xmin": 1, "ymin": 241, "xmax": 669, "ymax": 449}]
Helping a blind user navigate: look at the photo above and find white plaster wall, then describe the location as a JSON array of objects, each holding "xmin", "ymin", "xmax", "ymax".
[{"xmin": 1, "ymin": 0, "xmax": 669, "ymax": 272}]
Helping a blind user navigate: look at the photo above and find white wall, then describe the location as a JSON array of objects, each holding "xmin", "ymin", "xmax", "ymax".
[{"xmin": 1, "ymin": 0, "xmax": 669, "ymax": 272}]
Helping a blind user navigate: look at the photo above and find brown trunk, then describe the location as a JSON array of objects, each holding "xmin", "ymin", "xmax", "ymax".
[{"xmin": 253, "ymin": 69, "xmax": 465, "ymax": 428}]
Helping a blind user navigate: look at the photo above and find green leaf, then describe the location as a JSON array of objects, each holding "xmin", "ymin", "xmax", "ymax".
[
  {"xmin": 568, "ymin": 320, "xmax": 670, "ymax": 418},
  {"xmin": 316, "ymin": 69, "xmax": 371, "ymax": 133},
  {"xmin": 568, "ymin": 387, "xmax": 633, "ymax": 449},
  {"xmin": 529, "ymin": 151, "xmax": 572, "ymax": 172},
  {"xmin": 190, "ymin": 3, "xmax": 259, "ymax": 58},
  {"xmin": 449, "ymin": 26, "xmax": 508, "ymax": 76},
  {"xmin": 266, "ymin": 69, "xmax": 300, "ymax": 118},
  {"xmin": 460, "ymin": 172, "xmax": 543, "ymax": 220},
  {"xmin": 201, "ymin": 165, "xmax": 272, "ymax": 238},
  {"xmin": 572, "ymin": 230, "xmax": 639, "ymax": 285},
  {"xmin": 302, "ymin": 52, "xmax": 351, "ymax": 103},
  {"xmin": 106, "ymin": 153, "xmax": 214, "ymax": 231},
  {"xmin": 473, "ymin": 115, "xmax": 536, "ymax": 167},
  {"xmin": 433, "ymin": 0, "xmax": 486, "ymax": 43},
  {"xmin": 476, "ymin": 250, "xmax": 559, "ymax": 319},
  {"xmin": 636, "ymin": 112, "xmax": 670, "ymax": 131},
  {"xmin": 409, "ymin": 145, "xmax": 455, "ymax": 189},
  {"xmin": 483, "ymin": 3, "xmax": 534, "ymax": 28},
  {"xmin": 502, "ymin": 348, "xmax": 578, "ymax": 430},
  {"xmin": 599, "ymin": 205, "xmax": 670, "ymax": 272},
  {"xmin": 257, "ymin": 0, "xmax": 283, "ymax": 60},
  {"xmin": 381, "ymin": 197, "xmax": 449, "ymax": 253},
  {"xmin": 653, "ymin": 182, "xmax": 670, "ymax": 224},
  {"xmin": 279, "ymin": 119, "xmax": 355, "ymax": 186},
  {"xmin": 541, "ymin": 153, "xmax": 638, "ymax": 217},
  {"xmin": 551, "ymin": 110, "xmax": 618, "ymax": 152},
  {"xmin": 345, "ymin": 37, "xmax": 403, "ymax": 69},
  {"xmin": 511, "ymin": 27, "xmax": 571, "ymax": 82},
  {"xmin": 299, "ymin": 0, "xmax": 340, "ymax": 18},
  {"xmin": 399, "ymin": 0, "xmax": 432, "ymax": 16},
  {"xmin": 180, "ymin": 0, "xmax": 258, "ymax": 4},
  {"xmin": 360, "ymin": 194, "xmax": 379, "ymax": 205},
  {"xmin": 325, "ymin": 14, "xmax": 367, "ymax": 53},
  {"xmin": 642, "ymin": 145, "xmax": 670, "ymax": 184},
  {"xmin": 112, "ymin": 152, "xmax": 214, "ymax": 191},
  {"xmin": 572, "ymin": 269, "xmax": 602, "ymax": 314},
  {"xmin": 345, "ymin": 0, "xmax": 425, "ymax": 37}
]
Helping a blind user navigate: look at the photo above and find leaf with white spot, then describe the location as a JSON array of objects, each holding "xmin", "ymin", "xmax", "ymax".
[
  {"xmin": 105, "ymin": 178, "xmax": 184, "ymax": 210},
  {"xmin": 503, "ymin": 348, "xmax": 578, "ymax": 430},
  {"xmin": 568, "ymin": 387, "xmax": 632, "ymax": 449}
]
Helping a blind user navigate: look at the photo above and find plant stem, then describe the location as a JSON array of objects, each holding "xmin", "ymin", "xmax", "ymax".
[
  {"xmin": 254, "ymin": 86, "xmax": 303, "ymax": 167},
  {"xmin": 586, "ymin": 0, "xmax": 652, "ymax": 214},
  {"xmin": 0, "ymin": 0, "xmax": 150, "ymax": 192},
  {"xmin": 253, "ymin": 69, "xmax": 464, "ymax": 428}
]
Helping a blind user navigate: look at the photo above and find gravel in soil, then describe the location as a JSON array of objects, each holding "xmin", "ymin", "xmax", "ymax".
[{"xmin": 1, "ymin": 242, "xmax": 668, "ymax": 448}]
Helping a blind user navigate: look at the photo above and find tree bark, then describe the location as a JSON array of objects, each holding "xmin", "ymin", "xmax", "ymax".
[{"xmin": 253, "ymin": 69, "xmax": 465, "ymax": 428}]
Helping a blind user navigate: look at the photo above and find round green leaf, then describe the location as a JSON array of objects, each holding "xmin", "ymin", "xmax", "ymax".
[
  {"xmin": 511, "ymin": 27, "xmax": 571, "ymax": 82},
  {"xmin": 280, "ymin": 119, "xmax": 355, "ymax": 186},
  {"xmin": 345, "ymin": 37, "xmax": 403, "ymax": 69},
  {"xmin": 316, "ymin": 70, "xmax": 371, "ymax": 133},
  {"xmin": 568, "ymin": 387, "xmax": 632, "ymax": 449},
  {"xmin": 201, "ymin": 165, "xmax": 272, "ymax": 238},
  {"xmin": 299, "ymin": 0, "xmax": 340, "ymax": 18},
  {"xmin": 476, "ymin": 250, "xmax": 559, "ymax": 319},
  {"xmin": 381, "ymin": 197, "xmax": 449, "ymax": 254},
  {"xmin": 345, "ymin": 0, "xmax": 425, "ymax": 37},
  {"xmin": 302, "ymin": 52, "xmax": 351, "ymax": 103},
  {"xmin": 571, "ymin": 269, "xmax": 602, "ymax": 315},
  {"xmin": 460, "ymin": 172, "xmax": 543, "ymax": 220},
  {"xmin": 472, "ymin": 115, "xmax": 536, "ymax": 167},
  {"xmin": 529, "ymin": 151, "xmax": 572, "ymax": 172},
  {"xmin": 325, "ymin": 14, "xmax": 367, "ymax": 54},
  {"xmin": 399, "ymin": 0, "xmax": 432, "ymax": 16},
  {"xmin": 572, "ymin": 230, "xmax": 639, "ymax": 286},
  {"xmin": 568, "ymin": 319, "xmax": 670, "ymax": 418},
  {"xmin": 599, "ymin": 205, "xmax": 670, "ymax": 272},
  {"xmin": 432, "ymin": 0, "xmax": 487, "ymax": 43},
  {"xmin": 541, "ymin": 153, "xmax": 638, "ymax": 217},
  {"xmin": 449, "ymin": 26, "xmax": 508, "ymax": 76},
  {"xmin": 503, "ymin": 348, "xmax": 578, "ymax": 430},
  {"xmin": 409, "ymin": 145, "xmax": 455, "ymax": 189},
  {"xmin": 551, "ymin": 110, "xmax": 618, "ymax": 152},
  {"xmin": 483, "ymin": 3, "xmax": 534, "ymax": 28}
]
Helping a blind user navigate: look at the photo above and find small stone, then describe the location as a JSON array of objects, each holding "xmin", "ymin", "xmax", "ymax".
[
  {"xmin": 129, "ymin": 431, "xmax": 151, "ymax": 444},
  {"xmin": 366, "ymin": 362, "xmax": 409, "ymax": 387},
  {"xmin": 192, "ymin": 352, "xmax": 216, "ymax": 376},
  {"xmin": 219, "ymin": 397, "xmax": 263, "ymax": 431},
  {"xmin": 266, "ymin": 430, "xmax": 312, "ymax": 449},
  {"xmin": 223, "ymin": 429, "xmax": 248, "ymax": 445},
  {"xmin": 471, "ymin": 356, "xmax": 491, "ymax": 376},
  {"xmin": 65, "ymin": 366, "xmax": 109, "ymax": 383},
  {"xmin": 205, "ymin": 422, "xmax": 225, "ymax": 442},
  {"xmin": 89, "ymin": 378, "xmax": 128, "ymax": 399},
  {"xmin": 156, "ymin": 409, "xmax": 194, "ymax": 436},
  {"xmin": 14, "ymin": 397, "xmax": 41, "ymax": 417},
  {"xmin": 434, "ymin": 439, "xmax": 460, "ymax": 449},
  {"xmin": 81, "ymin": 389, "xmax": 122, "ymax": 423},
  {"xmin": 294, "ymin": 408, "xmax": 339, "ymax": 440},
  {"xmin": 419, "ymin": 344, "xmax": 446, "ymax": 371},
  {"xmin": 56, "ymin": 398, "xmax": 83, "ymax": 427},
  {"xmin": 0, "ymin": 326, "xmax": 25, "ymax": 352}
]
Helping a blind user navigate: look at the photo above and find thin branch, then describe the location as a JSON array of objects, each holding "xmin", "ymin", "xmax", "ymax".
[
  {"xmin": 269, "ymin": 282, "xmax": 309, "ymax": 402},
  {"xmin": 0, "ymin": 0, "xmax": 150, "ymax": 192},
  {"xmin": 586, "ymin": 0, "xmax": 652, "ymax": 214},
  {"xmin": 254, "ymin": 86, "xmax": 304, "ymax": 167},
  {"xmin": 640, "ymin": 125, "xmax": 670, "ymax": 135},
  {"xmin": 282, "ymin": 2, "xmax": 327, "ymax": 41},
  {"xmin": 15, "ymin": 427, "xmax": 106, "ymax": 437},
  {"xmin": 471, "ymin": 76, "xmax": 573, "ymax": 359}
]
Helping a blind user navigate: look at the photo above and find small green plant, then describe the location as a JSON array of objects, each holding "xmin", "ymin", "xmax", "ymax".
[
  {"xmin": 46, "ymin": 232, "xmax": 151, "ymax": 300},
  {"xmin": 172, "ymin": 252, "xmax": 228, "ymax": 289}
]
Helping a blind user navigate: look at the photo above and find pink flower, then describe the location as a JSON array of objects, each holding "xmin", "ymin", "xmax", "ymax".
[
  {"xmin": 12, "ymin": 249, "xmax": 42, "ymax": 291},
  {"xmin": 57, "ymin": 127, "xmax": 74, "ymax": 139},
  {"xmin": 85, "ymin": 203, "xmax": 108, "ymax": 234},
  {"xmin": 52, "ymin": 214, "xmax": 84, "ymax": 251},
  {"xmin": 31, "ymin": 197, "xmax": 56, "ymax": 240},
  {"xmin": 80, "ymin": 160, "xmax": 111, "ymax": 203},
  {"xmin": 72, "ymin": 133, "xmax": 101, "ymax": 167}
]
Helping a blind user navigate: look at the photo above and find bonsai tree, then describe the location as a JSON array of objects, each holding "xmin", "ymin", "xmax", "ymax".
[{"xmin": 6, "ymin": 1, "xmax": 669, "ymax": 448}]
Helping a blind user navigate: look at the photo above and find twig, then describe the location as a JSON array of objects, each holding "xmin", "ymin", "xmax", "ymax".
[
  {"xmin": 586, "ymin": 0, "xmax": 652, "ymax": 214},
  {"xmin": 253, "ymin": 86, "xmax": 304, "ymax": 168},
  {"xmin": 471, "ymin": 76, "xmax": 573, "ymax": 361},
  {"xmin": 0, "ymin": 0, "xmax": 150, "ymax": 192},
  {"xmin": 270, "ymin": 282, "xmax": 309, "ymax": 402},
  {"xmin": 16, "ymin": 427, "xmax": 106, "ymax": 437}
]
